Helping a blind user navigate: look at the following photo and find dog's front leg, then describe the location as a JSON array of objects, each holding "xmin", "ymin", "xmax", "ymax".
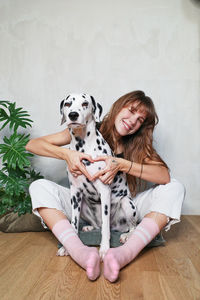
[
  {"xmin": 70, "ymin": 187, "xmax": 82, "ymax": 234},
  {"xmin": 57, "ymin": 185, "xmax": 82, "ymax": 257},
  {"xmin": 95, "ymin": 181, "xmax": 111, "ymax": 260}
]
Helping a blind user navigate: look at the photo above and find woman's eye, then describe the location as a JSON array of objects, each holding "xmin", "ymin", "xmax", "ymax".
[
  {"xmin": 82, "ymin": 102, "xmax": 89, "ymax": 107},
  {"xmin": 139, "ymin": 118, "xmax": 144, "ymax": 123},
  {"xmin": 129, "ymin": 108, "xmax": 136, "ymax": 114}
]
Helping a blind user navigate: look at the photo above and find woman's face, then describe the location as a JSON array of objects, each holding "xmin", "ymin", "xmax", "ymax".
[{"xmin": 114, "ymin": 102, "xmax": 147, "ymax": 136}]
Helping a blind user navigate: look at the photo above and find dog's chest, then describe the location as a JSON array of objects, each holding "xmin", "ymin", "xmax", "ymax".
[{"xmin": 70, "ymin": 130, "xmax": 112, "ymax": 156}]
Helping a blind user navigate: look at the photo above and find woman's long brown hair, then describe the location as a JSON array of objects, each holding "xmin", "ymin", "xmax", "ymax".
[{"xmin": 100, "ymin": 90, "xmax": 168, "ymax": 196}]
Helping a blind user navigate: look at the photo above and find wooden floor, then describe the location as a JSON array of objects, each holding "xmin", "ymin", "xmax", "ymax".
[{"xmin": 0, "ymin": 215, "xmax": 200, "ymax": 300}]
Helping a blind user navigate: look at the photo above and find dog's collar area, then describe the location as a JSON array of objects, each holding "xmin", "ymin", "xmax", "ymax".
[{"xmin": 70, "ymin": 126, "xmax": 87, "ymax": 139}]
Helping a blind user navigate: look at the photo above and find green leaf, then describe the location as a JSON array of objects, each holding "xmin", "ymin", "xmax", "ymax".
[
  {"xmin": 0, "ymin": 101, "xmax": 33, "ymax": 132},
  {"xmin": 0, "ymin": 132, "xmax": 33, "ymax": 170},
  {"xmin": 0, "ymin": 100, "xmax": 10, "ymax": 108},
  {"xmin": 0, "ymin": 170, "xmax": 29, "ymax": 196},
  {"xmin": 28, "ymin": 169, "xmax": 44, "ymax": 182}
]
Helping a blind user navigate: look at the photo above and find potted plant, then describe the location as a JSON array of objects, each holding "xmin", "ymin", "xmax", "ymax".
[{"xmin": 0, "ymin": 100, "xmax": 43, "ymax": 218}]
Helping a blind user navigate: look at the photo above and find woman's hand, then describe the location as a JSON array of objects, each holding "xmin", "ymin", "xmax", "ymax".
[
  {"xmin": 65, "ymin": 149, "xmax": 95, "ymax": 181},
  {"xmin": 92, "ymin": 156, "xmax": 121, "ymax": 184}
]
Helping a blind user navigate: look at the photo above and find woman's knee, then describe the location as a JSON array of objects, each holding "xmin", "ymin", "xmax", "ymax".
[
  {"xmin": 169, "ymin": 178, "xmax": 186, "ymax": 199},
  {"xmin": 29, "ymin": 179, "xmax": 51, "ymax": 196},
  {"xmin": 145, "ymin": 212, "xmax": 168, "ymax": 230}
]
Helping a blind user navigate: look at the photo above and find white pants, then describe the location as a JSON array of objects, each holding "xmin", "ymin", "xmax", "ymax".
[{"xmin": 29, "ymin": 178, "xmax": 185, "ymax": 231}]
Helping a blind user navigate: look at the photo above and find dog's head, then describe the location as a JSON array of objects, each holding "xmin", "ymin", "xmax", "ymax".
[{"xmin": 60, "ymin": 93, "xmax": 103, "ymax": 128}]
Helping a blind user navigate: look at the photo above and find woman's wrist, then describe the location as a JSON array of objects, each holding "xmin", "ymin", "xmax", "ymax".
[
  {"xmin": 61, "ymin": 147, "xmax": 71, "ymax": 161},
  {"xmin": 118, "ymin": 158, "xmax": 133, "ymax": 174}
]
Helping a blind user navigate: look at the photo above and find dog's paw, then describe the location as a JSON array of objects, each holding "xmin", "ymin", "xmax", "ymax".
[
  {"xmin": 119, "ymin": 232, "xmax": 129, "ymax": 244},
  {"xmin": 120, "ymin": 228, "xmax": 135, "ymax": 244},
  {"xmin": 82, "ymin": 225, "xmax": 94, "ymax": 232},
  {"xmin": 99, "ymin": 244, "xmax": 110, "ymax": 260},
  {"xmin": 56, "ymin": 246, "xmax": 69, "ymax": 256}
]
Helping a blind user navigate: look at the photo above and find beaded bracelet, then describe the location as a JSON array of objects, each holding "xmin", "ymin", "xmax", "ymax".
[{"xmin": 127, "ymin": 161, "xmax": 133, "ymax": 174}]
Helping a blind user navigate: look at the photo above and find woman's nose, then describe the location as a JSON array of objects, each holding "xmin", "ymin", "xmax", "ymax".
[{"xmin": 129, "ymin": 114, "xmax": 137, "ymax": 125}]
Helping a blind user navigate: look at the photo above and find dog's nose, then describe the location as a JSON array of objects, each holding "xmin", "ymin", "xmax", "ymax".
[{"xmin": 68, "ymin": 112, "xmax": 79, "ymax": 121}]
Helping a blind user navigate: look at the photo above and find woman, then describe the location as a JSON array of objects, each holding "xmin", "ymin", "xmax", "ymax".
[{"xmin": 26, "ymin": 90, "xmax": 185, "ymax": 282}]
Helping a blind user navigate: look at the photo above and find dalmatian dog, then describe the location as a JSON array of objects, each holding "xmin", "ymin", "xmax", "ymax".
[{"xmin": 58, "ymin": 93, "xmax": 137, "ymax": 259}]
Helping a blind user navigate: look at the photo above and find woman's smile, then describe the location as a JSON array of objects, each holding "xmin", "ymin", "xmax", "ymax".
[{"xmin": 122, "ymin": 120, "xmax": 132, "ymax": 131}]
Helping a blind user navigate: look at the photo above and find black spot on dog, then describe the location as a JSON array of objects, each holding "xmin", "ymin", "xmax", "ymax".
[
  {"xmin": 88, "ymin": 196, "xmax": 95, "ymax": 202},
  {"xmin": 74, "ymin": 216, "xmax": 78, "ymax": 229},
  {"xmin": 97, "ymin": 139, "xmax": 100, "ymax": 145},
  {"xmin": 86, "ymin": 188, "xmax": 96, "ymax": 195},
  {"xmin": 72, "ymin": 196, "xmax": 78, "ymax": 209},
  {"xmin": 123, "ymin": 190, "xmax": 128, "ymax": 196},
  {"xmin": 112, "ymin": 190, "xmax": 117, "ymax": 194},
  {"xmin": 87, "ymin": 131, "xmax": 90, "ymax": 137},
  {"xmin": 97, "ymin": 103, "xmax": 103, "ymax": 118},
  {"xmin": 75, "ymin": 137, "xmax": 85, "ymax": 150},
  {"xmin": 120, "ymin": 218, "xmax": 127, "ymax": 225},
  {"xmin": 104, "ymin": 205, "xmax": 108, "ymax": 215},
  {"xmin": 98, "ymin": 146, "xmax": 102, "ymax": 150},
  {"xmin": 82, "ymin": 94, "xmax": 86, "ymax": 98},
  {"xmin": 82, "ymin": 159, "xmax": 91, "ymax": 166},
  {"xmin": 96, "ymin": 130, "xmax": 100, "ymax": 136},
  {"xmin": 116, "ymin": 189, "xmax": 124, "ymax": 197},
  {"xmin": 66, "ymin": 95, "xmax": 70, "ymax": 100},
  {"xmin": 91, "ymin": 206, "xmax": 96, "ymax": 212},
  {"xmin": 113, "ymin": 176, "xmax": 119, "ymax": 183},
  {"xmin": 91, "ymin": 96, "xmax": 96, "ymax": 113},
  {"xmin": 119, "ymin": 178, "xmax": 123, "ymax": 183},
  {"xmin": 76, "ymin": 145, "xmax": 79, "ymax": 151},
  {"xmin": 129, "ymin": 201, "xmax": 136, "ymax": 210},
  {"xmin": 103, "ymin": 149, "xmax": 107, "ymax": 154}
]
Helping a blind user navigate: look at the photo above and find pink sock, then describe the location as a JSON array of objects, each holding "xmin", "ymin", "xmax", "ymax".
[
  {"xmin": 52, "ymin": 219, "xmax": 100, "ymax": 281},
  {"xmin": 103, "ymin": 218, "xmax": 160, "ymax": 282}
]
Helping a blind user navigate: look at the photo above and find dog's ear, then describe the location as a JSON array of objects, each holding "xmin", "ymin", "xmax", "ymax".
[
  {"xmin": 91, "ymin": 96, "xmax": 103, "ymax": 122},
  {"xmin": 60, "ymin": 99, "xmax": 66, "ymax": 125}
]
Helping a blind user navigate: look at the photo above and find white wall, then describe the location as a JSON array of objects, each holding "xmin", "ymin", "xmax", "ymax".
[{"xmin": 0, "ymin": 0, "xmax": 199, "ymax": 214}]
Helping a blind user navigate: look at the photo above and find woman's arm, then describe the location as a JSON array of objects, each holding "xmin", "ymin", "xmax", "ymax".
[
  {"xmin": 26, "ymin": 129, "xmax": 95, "ymax": 180},
  {"xmin": 93, "ymin": 156, "xmax": 170, "ymax": 185},
  {"xmin": 119, "ymin": 157, "xmax": 170, "ymax": 184},
  {"xmin": 25, "ymin": 128, "xmax": 72, "ymax": 160}
]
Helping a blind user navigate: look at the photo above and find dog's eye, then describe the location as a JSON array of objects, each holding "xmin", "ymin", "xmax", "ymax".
[
  {"xmin": 82, "ymin": 102, "xmax": 89, "ymax": 107},
  {"xmin": 64, "ymin": 102, "xmax": 71, "ymax": 107}
]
